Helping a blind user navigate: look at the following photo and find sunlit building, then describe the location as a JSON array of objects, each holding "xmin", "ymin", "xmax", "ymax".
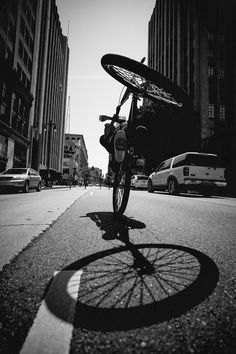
[
  {"xmin": 0, "ymin": 0, "xmax": 36, "ymax": 171},
  {"xmin": 0, "ymin": 0, "xmax": 69, "ymax": 181},
  {"xmin": 63, "ymin": 133, "xmax": 88, "ymax": 183},
  {"xmin": 32, "ymin": 0, "xmax": 69, "ymax": 181}
]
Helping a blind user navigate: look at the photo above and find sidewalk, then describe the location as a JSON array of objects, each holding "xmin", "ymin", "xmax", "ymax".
[{"xmin": 0, "ymin": 186, "xmax": 88, "ymax": 270}]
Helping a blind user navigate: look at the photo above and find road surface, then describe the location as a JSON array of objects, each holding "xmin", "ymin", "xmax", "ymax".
[{"xmin": 0, "ymin": 187, "xmax": 235, "ymax": 353}]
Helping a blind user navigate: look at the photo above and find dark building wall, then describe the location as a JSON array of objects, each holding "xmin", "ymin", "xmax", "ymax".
[
  {"xmin": 148, "ymin": 0, "xmax": 236, "ymax": 191},
  {"xmin": 148, "ymin": 0, "xmax": 200, "ymax": 166}
]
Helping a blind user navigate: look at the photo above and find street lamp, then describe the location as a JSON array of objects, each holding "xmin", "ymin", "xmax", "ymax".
[{"xmin": 43, "ymin": 120, "xmax": 56, "ymax": 187}]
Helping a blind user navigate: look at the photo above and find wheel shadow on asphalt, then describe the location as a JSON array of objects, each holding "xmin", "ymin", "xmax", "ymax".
[{"xmin": 45, "ymin": 212, "xmax": 219, "ymax": 331}]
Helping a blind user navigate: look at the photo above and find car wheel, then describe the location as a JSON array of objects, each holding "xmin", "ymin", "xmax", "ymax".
[
  {"xmin": 167, "ymin": 179, "xmax": 179, "ymax": 195},
  {"xmin": 23, "ymin": 182, "xmax": 29, "ymax": 193},
  {"xmin": 36, "ymin": 182, "xmax": 42, "ymax": 192},
  {"xmin": 148, "ymin": 180, "xmax": 154, "ymax": 193}
]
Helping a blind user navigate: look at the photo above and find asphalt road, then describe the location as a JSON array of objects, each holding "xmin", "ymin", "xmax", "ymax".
[{"xmin": 0, "ymin": 187, "xmax": 235, "ymax": 353}]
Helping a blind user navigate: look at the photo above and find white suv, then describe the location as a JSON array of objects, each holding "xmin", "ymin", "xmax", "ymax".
[{"xmin": 148, "ymin": 152, "xmax": 227, "ymax": 197}]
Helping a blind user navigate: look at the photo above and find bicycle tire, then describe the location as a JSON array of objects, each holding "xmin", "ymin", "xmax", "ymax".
[
  {"xmin": 112, "ymin": 159, "xmax": 131, "ymax": 215},
  {"xmin": 101, "ymin": 54, "xmax": 190, "ymax": 109}
]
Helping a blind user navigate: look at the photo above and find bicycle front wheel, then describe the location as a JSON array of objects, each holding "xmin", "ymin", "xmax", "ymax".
[
  {"xmin": 101, "ymin": 54, "xmax": 190, "ymax": 109},
  {"xmin": 112, "ymin": 160, "xmax": 131, "ymax": 215}
]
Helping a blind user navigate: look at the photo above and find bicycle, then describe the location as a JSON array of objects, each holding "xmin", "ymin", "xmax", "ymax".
[{"xmin": 99, "ymin": 54, "xmax": 190, "ymax": 215}]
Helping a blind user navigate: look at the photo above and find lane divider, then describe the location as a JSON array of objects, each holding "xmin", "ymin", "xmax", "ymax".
[{"xmin": 20, "ymin": 270, "xmax": 83, "ymax": 354}]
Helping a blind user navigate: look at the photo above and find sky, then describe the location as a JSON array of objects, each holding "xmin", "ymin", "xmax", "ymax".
[{"xmin": 56, "ymin": 0, "xmax": 156, "ymax": 175}]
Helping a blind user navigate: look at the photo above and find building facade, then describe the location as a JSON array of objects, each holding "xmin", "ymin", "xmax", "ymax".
[
  {"xmin": 148, "ymin": 0, "xmax": 236, "ymax": 190},
  {"xmin": 0, "ymin": 0, "xmax": 69, "ymax": 180},
  {"xmin": 34, "ymin": 0, "xmax": 69, "ymax": 181},
  {"xmin": 63, "ymin": 133, "xmax": 88, "ymax": 183},
  {"xmin": 0, "ymin": 0, "xmax": 36, "ymax": 171}
]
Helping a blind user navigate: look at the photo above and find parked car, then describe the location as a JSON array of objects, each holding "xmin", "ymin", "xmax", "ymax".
[
  {"xmin": 148, "ymin": 152, "xmax": 227, "ymax": 197},
  {"xmin": 0, "ymin": 168, "xmax": 42, "ymax": 193},
  {"xmin": 130, "ymin": 174, "xmax": 148, "ymax": 190}
]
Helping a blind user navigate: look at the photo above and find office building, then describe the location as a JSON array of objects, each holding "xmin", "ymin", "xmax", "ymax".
[
  {"xmin": 34, "ymin": 0, "xmax": 69, "ymax": 181},
  {"xmin": 0, "ymin": 0, "xmax": 36, "ymax": 171},
  {"xmin": 63, "ymin": 133, "xmax": 88, "ymax": 183},
  {"xmin": 148, "ymin": 0, "xmax": 236, "ymax": 190},
  {"xmin": 0, "ymin": 0, "xmax": 69, "ymax": 181}
]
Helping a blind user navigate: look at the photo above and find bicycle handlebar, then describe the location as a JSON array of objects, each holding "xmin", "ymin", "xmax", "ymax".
[{"xmin": 99, "ymin": 114, "xmax": 125, "ymax": 124}]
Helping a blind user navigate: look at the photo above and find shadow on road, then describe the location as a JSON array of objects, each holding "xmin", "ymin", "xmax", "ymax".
[{"xmin": 45, "ymin": 212, "xmax": 219, "ymax": 331}]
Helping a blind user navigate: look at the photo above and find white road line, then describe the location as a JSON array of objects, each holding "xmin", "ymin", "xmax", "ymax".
[{"xmin": 20, "ymin": 270, "xmax": 83, "ymax": 354}]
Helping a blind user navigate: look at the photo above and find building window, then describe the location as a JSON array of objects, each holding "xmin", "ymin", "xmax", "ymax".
[
  {"xmin": 208, "ymin": 50, "xmax": 213, "ymax": 57},
  {"xmin": 218, "ymin": 68, "xmax": 224, "ymax": 78},
  {"xmin": 208, "ymin": 104, "xmax": 215, "ymax": 119},
  {"xmin": 208, "ymin": 67, "xmax": 214, "ymax": 77},
  {"xmin": 208, "ymin": 32, "xmax": 213, "ymax": 40},
  {"xmin": 219, "ymin": 105, "xmax": 225, "ymax": 121},
  {"xmin": 218, "ymin": 33, "xmax": 224, "ymax": 41}
]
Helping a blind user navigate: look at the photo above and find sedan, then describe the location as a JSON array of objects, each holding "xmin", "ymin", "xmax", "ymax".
[
  {"xmin": 130, "ymin": 174, "xmax": 148, "ymax": 190},
  {"xmin": 0, "ymin": 168, "xmax": 42, "ymax": 193}
]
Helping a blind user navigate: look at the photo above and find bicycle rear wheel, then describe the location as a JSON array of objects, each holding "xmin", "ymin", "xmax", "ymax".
[
  {"xmin": 112, "ymin": 159, "xmax": 131, "ymax": 215},
  {"xmin": 101, "ymin": 54, "xmax": 190, "ymax": 109}
]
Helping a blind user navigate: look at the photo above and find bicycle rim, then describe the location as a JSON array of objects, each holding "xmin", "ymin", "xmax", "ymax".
[
  {"xmin": 112, "ymin": 161, "xmax": 131, "ymax": 215},
  {"xmin": 101, "ymin": 54, "xmax": 190, "ymax": 109}
]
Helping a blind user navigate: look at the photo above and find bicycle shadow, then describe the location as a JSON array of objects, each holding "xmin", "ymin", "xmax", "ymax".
[
  {"xmin": 85, "ymin": 211, "xmax": 146, "ymax": 242},
  {"xmin": 45, "ymin": 212, "xmax": 219, "ymax": 331}
]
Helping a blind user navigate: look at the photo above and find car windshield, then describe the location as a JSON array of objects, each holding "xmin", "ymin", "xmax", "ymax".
[
  {"xmin": 3, "ymin": 168, "xmax": 28, "ymax": 174},
  {"xmin": 137, "ymin": 176, "xmax": 148, "ymax": 180},
  {"xmin": 186, "ymin": 154, "xmax": 223, "ymax": 168}
]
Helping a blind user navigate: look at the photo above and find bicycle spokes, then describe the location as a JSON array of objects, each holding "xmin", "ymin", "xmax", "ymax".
[
  {"xmin": 113, "ymin": 163, "xmax": 131, "ymax": 215},
  {"xmin": 111, "ymin": 66, "xmax": 182, "ymax": 107},
  {"xmin": 112, "ymin": 66, "xmax": 145, "ymax": 87},
  {"xmin": 144, "ymin": 81, "xmax": 182, "ymax": 107},
  {"xmin": 114, "ymin": 173, "xmax": 125, "ymax": 208}
]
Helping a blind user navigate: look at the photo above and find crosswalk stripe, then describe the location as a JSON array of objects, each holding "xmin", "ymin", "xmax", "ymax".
[{"xmin": 20, "ymin": 270, "xmax": 83, "ymax": 354}]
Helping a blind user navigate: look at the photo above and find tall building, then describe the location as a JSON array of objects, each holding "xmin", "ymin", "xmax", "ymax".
[
  {"xmin": 148, "ymin": 0, "xmax": 236, "ymax": 190},
  {"xmin": 0, "ymin": 0, "xmax": 36, "ymax": 171},
  {"xmin": 0, "ymin": 0, "xmax": 69, "ymax": 180},
  {"xmin": 63, "ymin": 133, "xmax": 88, "ymax": 183},
  {"xmin": 33, "ymin": 0, "xmax": 69, "ymax": 181}
]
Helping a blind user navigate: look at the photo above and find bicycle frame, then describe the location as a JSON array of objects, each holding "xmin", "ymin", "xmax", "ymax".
[
  {"xmin": 100, "ymin": 53, "xmax": 189, "ymax": 215},
  {"xmin": 102, "ymin": 56, "xmax": 146, "ymax": 147},
  {"xmin": 109, "ymin": 91, "xmax": 141, "ymax": 215}
]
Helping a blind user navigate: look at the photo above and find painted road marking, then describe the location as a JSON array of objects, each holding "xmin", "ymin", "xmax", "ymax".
[{"xmin": 20, "ymin": 270, "xmax": 83, "ymax": 354}]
